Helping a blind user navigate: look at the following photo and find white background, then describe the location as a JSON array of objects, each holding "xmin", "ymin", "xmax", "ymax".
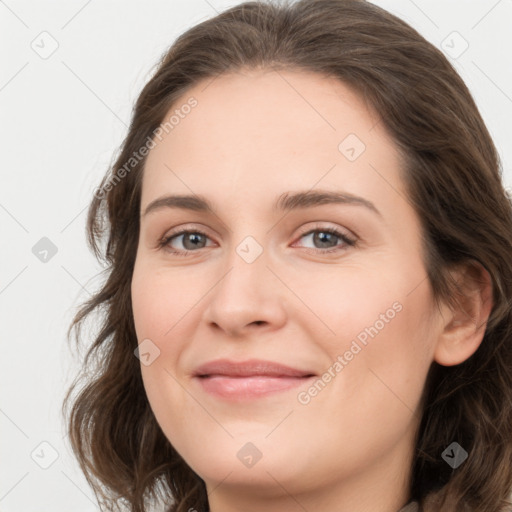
[{"xmin": 1, "ymin": 1, "xmax": 511, "ymax": 511}]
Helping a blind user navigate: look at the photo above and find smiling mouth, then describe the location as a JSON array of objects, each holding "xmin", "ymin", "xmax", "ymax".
[
  {"xmin": 194, "ymin": 374, "xmax": 315, "ymax": 400},
  {"xmin": 192, "ymin": 358, "xmax": 316, "ymax": 400}
]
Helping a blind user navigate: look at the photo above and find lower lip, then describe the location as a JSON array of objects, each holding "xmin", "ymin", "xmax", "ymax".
[{"xmin": 195, "ymin": 375, "xmax": 314, "ymax": 400}]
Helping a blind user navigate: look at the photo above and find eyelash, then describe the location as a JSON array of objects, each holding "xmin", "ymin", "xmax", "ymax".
[{"xmin": 157, "ymin": 225, "xmax": 357, "ymax": 257}]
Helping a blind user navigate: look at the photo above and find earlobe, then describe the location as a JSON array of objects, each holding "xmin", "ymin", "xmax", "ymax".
[{"xmin": 433, "ymin": 262, "xmax": 494, "ymax": 367}]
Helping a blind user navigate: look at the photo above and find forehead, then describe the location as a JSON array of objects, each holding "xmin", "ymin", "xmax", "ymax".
[{"xmin": 141, "ymin": 68, "xmax": 405, "ymax": 211}]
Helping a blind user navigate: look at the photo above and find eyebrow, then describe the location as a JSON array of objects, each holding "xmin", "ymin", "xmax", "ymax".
[{"xmin": 141, "ymin": 189, "xmax": 382, "ymax": 218}]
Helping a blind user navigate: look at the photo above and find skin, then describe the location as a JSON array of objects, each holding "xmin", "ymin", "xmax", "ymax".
[{"xmin": 131, "ymin": 68, "xmax": 493, "ymax": 512}]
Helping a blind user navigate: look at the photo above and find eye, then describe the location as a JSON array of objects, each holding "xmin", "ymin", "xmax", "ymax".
[
  {"xmin": 292, "ymin": 226, "xmax": 356, "ymax": 253},
  {"xmin": 158, "ymin": 224, "xmax": 357, "ymax": 256},
  {"xmin": 158, "ymin": 229, "xmax": 214, "ymax": 256}
]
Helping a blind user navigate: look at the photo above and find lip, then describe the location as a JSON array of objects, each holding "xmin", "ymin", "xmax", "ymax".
[{"xmin": 193, "ymin": 358, "xmax": 316, "ymax": 400}]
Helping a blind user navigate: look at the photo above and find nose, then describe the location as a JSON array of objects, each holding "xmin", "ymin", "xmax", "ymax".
[{"xmin": 202, "ymin": 247, "xmax": 288, "ymax": 338}]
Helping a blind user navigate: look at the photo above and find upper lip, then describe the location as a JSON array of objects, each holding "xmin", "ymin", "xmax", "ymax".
[{"xmin": 193, "ymin": 359, "xmax": 315, "ymax": 378}]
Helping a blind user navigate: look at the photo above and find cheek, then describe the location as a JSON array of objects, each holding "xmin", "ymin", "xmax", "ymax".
[
  {"xmin": 131, "ymin": 263, "xmax": 200, "ymax": 345},
  {"xmin": 131, "ymin": 265, "xmax": 184, "ymax": 396},
  {"xmin": 131, "ymin": 266, "xmax": 193, "ymax": 446},
  {"xmin": 130, "ymin": 260, "xmax": 212, "ymax": 393},
  {"xmin": 297, "ymin": 274, "xmax": 435, "ymax": 470},
  {"xmin": 295, "ymin": 265, "xmax": 407, "ymax": 349},
  {"xmin": 309, "ymin": 262, "xmax": 435, "ymax": 407}
]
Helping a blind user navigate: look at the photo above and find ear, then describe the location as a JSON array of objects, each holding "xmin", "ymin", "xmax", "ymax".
[{"xmin": 433, "ymin": 261, "xmax": 494, "ymax": 367}]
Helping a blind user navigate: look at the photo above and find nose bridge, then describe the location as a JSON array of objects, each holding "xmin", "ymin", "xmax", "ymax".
[
  {"xmin": 203, "ymin": 230, "xmax": 287, "ymax": 335},
  {"xmin": 215, "ymin": 232, "xmax": 272, "ymax": 309}
]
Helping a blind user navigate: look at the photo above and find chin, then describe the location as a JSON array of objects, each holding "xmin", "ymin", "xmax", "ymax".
[{"xmin": 173, "ymin": 432, "xmax": 314, "ymax": 491}]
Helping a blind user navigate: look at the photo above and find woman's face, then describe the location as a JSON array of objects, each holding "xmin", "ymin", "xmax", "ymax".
[{"xmin": 131, "ymin": 69, "xmax": 443, "ymax": 507}]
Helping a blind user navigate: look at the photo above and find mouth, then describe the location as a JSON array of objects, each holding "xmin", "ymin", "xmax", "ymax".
[{"xmin": 192, "ymin": 359, "xmax": 316, "ymax": 400}]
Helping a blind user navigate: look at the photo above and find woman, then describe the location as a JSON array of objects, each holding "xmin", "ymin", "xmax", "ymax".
[{"xmin": 63, "ymin": 0, "xmax": 512, "ymax": 511}]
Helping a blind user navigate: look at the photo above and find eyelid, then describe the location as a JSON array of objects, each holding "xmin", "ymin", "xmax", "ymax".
[
  {"xmin": 293, "ymin": 222, "xmax": 355, "ymax": 240},
  {"xmin": 157, "ymin": 223, "xmax": 215, "ymax": 251},
  {"xmin": 290, "ymin": 223, "xmax": 357, "ymax": 251},
  {"xmin": 161, "ymin": 221, "xmax": 355, "ymax": 240}
]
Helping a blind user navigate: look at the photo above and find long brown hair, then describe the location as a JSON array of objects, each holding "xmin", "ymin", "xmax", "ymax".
[{"xmin": 62, "ymin": 1, "xmax": 512, "ymax": 510}]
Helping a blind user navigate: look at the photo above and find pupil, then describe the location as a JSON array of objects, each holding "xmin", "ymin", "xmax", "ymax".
[
  {"xmin": 184, "ymin": 233, "xmax": 205, "ymax": 250},
  {"xmin": 314, "ymin": 231, "xmax": 336, "ymax": 248}
]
